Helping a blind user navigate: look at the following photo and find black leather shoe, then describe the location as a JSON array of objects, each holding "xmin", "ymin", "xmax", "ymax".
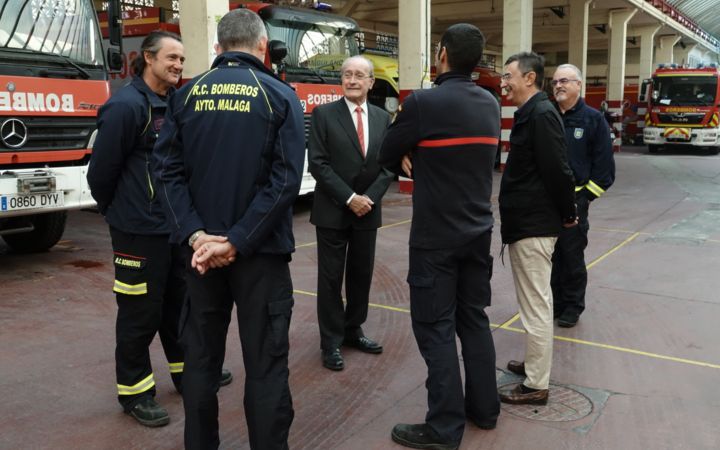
[
  {"xmin": 343, "ymin": 336, "xmax": 383, "ymax": 354},
  {"xmin": 322, "ymin": 348, "xmax": 344, "ymax": 371},
  {"xmin": 507, "ymin": 360, "xmax": 526, "ymax": 376},
  {"xmin": 558, "ymin": 310, "xmax": 580, "ymax": 328},
  {"xmin": 391, "ymin": 423, "xmax": 459, "ymax": 450},
  {"xmin": 219, "ymin": 368, "xmax": 233, "ymax": 387},
  {"xmin": 127, "ymin": 397, "xmax": 170, "ymax": 427},
  {"xmin": 465, "ymin": 411, "xmax": 497, "ymax": 430},
  {"xmin": 499, "ymin": 384, "xmax": 549, "ymax": 405}
]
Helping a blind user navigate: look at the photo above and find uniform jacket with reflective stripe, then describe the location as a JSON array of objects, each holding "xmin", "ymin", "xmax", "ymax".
[
  {"xmin": 88, "ymin": 76, "xmax": 171, "ymax": 235},
  {"xmin": 378, "ymin": 71, "xmax": 499, "ymax": 249},
  {"xmin": 499, "ymin": 91, "xmax": 576, "ymax": 244},
  {"xmin": 152, "ymin": 52, "xmax": 305, "ymax": 256},
  {"xmin": 558, "ymin": 98, "xmax": 615, "ymax": 200}
]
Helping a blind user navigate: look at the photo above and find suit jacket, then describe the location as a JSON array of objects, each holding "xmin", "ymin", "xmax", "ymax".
[{"xmin": 309, "ymin": 99, "xmax": 394, "ymax": 230}]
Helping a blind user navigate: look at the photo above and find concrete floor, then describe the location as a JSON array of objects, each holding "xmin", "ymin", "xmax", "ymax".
[{"xmin": 1, "ymin": 145, "xmax": 719, "ymax": 450}]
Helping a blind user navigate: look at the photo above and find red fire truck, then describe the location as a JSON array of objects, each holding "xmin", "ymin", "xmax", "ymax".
[
  {"xmin": 642, "ymin": 64, "xmax": 720, "ymax": 154},
  {"xmin": 105, "ymin": 3, "xmax": 361, "ymax": 195},
  {"xmin": 0, "ymin": 0, "xmax": 122, "ymax": 252}
]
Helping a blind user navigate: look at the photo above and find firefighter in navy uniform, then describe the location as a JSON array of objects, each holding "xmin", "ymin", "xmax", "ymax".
[
  {"xmin": 152, "ymin": 9, "xmax": 304, "ymax": 450},
  {"xmin": 551, "ymin": 64, "xmax": 615, "ymax": 328},
  {"xmin": 379, "ymin": 24, "xmax": 501, "ymax": 450},
  {"xmin": 87, "ymin": 31, "xmax": 231, "ymax": 428}
]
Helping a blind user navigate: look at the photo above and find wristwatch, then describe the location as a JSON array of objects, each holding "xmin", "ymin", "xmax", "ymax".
[{"xmin": 188, "ymin": 230, "xmax": 204, "ymax": 248}]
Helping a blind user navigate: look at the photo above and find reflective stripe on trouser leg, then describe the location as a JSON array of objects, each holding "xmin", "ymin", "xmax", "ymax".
[
  {"xmin": 169, "ymin": 362, "xmax": 184, "ymax": 374},
  {"xmin": 508, "ymin": 237, "xmax": 557, "ymax": 390},
  {"xmin": 118, "ymin": 373, "xmax": 156, "ymax": 396}
]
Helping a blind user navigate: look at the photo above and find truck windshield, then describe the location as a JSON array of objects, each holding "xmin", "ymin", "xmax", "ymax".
[
  {"xmin": 653, "ymin": 75, "xmax": 717, "ymax": 106},
  {"xmin": 265, "ymin": 18, "xmax": 360, "ymax": 77},
  {"xmin": 0, "ymin": 0, "xmax": 104, "ymax": 67}
]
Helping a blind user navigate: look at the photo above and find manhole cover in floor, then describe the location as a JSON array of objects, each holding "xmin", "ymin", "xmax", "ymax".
[{"xmin": 499, "ymin": 383, "xmax": 593, "ymax": 422}]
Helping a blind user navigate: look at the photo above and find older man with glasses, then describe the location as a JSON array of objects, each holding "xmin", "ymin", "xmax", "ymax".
[
  {"xmin": 308, "ymin": 56, "xmax": 394, "ymax": 371},
  {"xmin": 550, "ymin": 64, "xmax": 615, "ymax": 328}
]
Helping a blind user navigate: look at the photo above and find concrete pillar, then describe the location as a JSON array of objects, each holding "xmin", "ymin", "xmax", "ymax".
[
  {"xmin": 398, "ymin": 0, "xmax": 431, "ymax": 94},
  {"xmin": 502, "ymin": 0, "xmax": 533, "ymax": 66},
  {"xmin": 567, "ymin": 0, "xmax": 592, "ymax": 96},
  {"xmin": 178, "ymin": 0, "xmax": 228, "ymax": 79},
  {"xmin": 655, "ymin": 35, "xmax": 681, "ymax": 65},
  {"xmin": 607, "ymin": 8, "xmax": 637, "ymax": 151},
  {"xmin": 636, "ymin": 24, "xmax": 661, "ymax": 83}
]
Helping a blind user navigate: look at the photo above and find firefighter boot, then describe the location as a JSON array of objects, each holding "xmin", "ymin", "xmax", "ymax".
[{"xmin": 127, "ymin": 397, "xmax": 170, "ymax": 427}]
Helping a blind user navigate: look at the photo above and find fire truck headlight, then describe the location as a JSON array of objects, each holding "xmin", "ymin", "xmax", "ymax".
[
  {"xmin": 385, "ymin": 97, "xmax": 399, "ymax": 114},
  {"xmin": 87, "ymin": 129, "xmax": 98, "ymax": 149}
]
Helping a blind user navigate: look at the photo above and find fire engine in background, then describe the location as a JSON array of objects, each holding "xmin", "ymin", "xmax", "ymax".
[
  {"xmin": 642, "ymin": 64, "xmax": 720, "ymax": 154},
  {"xmin": 105, "ymin": 3, "xmax": 363, "ymax": 195},
  {"xmin": 0, "ymin": 0, "xmax": 122, "ymax": 252}
]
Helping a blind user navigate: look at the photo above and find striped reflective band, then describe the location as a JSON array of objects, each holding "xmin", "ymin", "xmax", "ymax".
[
  {"xmin": 117, "ymin": 373, "xmax": 155, "ymax": 396},
  {"xmin": 418, "ymin": 136, "xmax": 499, "ymax": 147},
  {"xmin": 711, "ymin": 113, "xmax": 719, "ymax": 127},
  {"xmin": 586, "ymin": 180, "xmax": 605, "ymax": 197},
  {"xmin": 168, "ymin": 362, "xmax": 184, "ymax": 374},
  {"xmin": 113, "ymin": 280, "xmax": 148, "ymax": 296}
]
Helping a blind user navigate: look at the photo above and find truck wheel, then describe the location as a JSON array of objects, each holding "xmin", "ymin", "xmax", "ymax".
[
  {"xmin": 3, "ymin": 211, "xmax": 68, "ymax": 253},
  {"xmin": 648, "ymin": 145, "xmax": 660, "ymax": 154}
]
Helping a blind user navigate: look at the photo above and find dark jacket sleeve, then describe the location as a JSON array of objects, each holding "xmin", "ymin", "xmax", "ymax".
[
  {"xmin": 226, "ymin": 93, "xmax": 305, "ymax": 256},
  {"xmin": 152, "ymin": 98, "xmax": 205, "ymax": 244},
  {"xmin": 533, "ymin": 109, "xmax": 576, "ymax": 220},
  {"xmin": 365, "ymin": 112, "xmax": 394, "ymax": 202},
  {"xmin": 585, "ymin": 114, "xmax": 615, "ymax": 200},
  {"xmin": 308, "ymin": 105, "xmax": 355, "ymax": 204},
  {"xmin": 87, "ymin": 100, "xmax": 138, "ymax": 214},
  {"xmin": 378, "ymin": 93, "xmax": 422, "ymax": 173}
]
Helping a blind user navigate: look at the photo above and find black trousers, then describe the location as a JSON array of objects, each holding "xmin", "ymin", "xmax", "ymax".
[
  {"xmin": 551, "ymin": 195, "xmax": 590, "ymax": 315},
  {"xmin": 182, "ymin": 254, "xmax": 294, "ymax": 450},
  {"xmin": 407, "ymin": 231, "xmax": 499, "ymax": 443},
  {"xmin": 316, "ymin": 226, "xmax": 377, "ymax": 350},
  {"xmin": 109, "ymin": 228, "xmax": 185, "ymax": 412}
]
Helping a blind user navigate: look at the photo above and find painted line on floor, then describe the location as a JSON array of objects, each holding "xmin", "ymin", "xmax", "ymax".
[
  {"xmin": 586, "ymin": 232, "xmax": 640, "ymax": 270},
  {"xmin": 292, "ymin": 289, "xmax": 719, "ymax": 370},
  {"xmin": 294, "ymin": 218, "xmax": 412, "ymax": 249}
]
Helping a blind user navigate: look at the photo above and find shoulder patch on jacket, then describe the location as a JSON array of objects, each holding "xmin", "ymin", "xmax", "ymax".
[{"xmin": 574, "ymin": 128, "xmax": 584, "ymax": 139}]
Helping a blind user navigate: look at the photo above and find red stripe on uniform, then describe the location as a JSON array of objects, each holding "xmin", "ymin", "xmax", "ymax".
[
  {"xmin": 113, "ymin": 251, "xmax": 147, "ymax": 260},
  {"xmin": 418, "ymin": 137, "xmax": 499, "ymax": 147}
]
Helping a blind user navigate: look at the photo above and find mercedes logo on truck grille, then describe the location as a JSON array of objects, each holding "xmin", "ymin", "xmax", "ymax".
[{"xmin": 0, "ymin": 118, "xmax": 28, "ymax": 148}]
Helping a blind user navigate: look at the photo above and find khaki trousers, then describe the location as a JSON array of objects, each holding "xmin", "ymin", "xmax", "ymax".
[{"xmin": 508, "ymin": 236, "xmax": 557, "ymax": 390}]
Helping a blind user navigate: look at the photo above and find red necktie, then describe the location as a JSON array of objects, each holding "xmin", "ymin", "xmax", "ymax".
[{"xmin": 355, "ymin": 106, "xmax": 365, "ymax": 158}]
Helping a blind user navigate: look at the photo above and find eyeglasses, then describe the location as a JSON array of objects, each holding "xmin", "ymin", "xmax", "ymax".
[
  {"xmin": 550, "ymin": 78, "xmax": 580, "ymax": 87},
  {"xmin": 342, "ymin": 72, "xmax": 371, "ymax": 81},
  {"xmin": 501, "ymin": 71, "xmax": 532, "ymax": 82}
]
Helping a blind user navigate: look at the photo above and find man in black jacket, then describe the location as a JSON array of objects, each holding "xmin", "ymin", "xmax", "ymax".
[
  {"xmin": 498, "ymin": 52, "xmax": 577, "ymax": 405},
  {"xmin": 88, "ymin": 30, "xmax": 231, "ymax": 427},
  {"xmin": 308, "ymin": 56, "xmax": 394, "ymax": 371},
  {"xmin": 379, "ymin": 24, "xmax": 500, "ymax": 450},
  {"xmin": 551, "ymin": 64, "xmax": 615, "ymax": 328},
  {"xmin": 152, "ymin": 9, "xmax": 305, "ymax": 450}
]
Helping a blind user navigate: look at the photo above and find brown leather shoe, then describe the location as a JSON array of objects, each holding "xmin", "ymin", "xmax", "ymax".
[
  {"xmin": 507, "ymin": 360, "xmax": 526, "ymax": 376},
  {"xmin": 499, "ymin": 384, "xmax": 549, "ymax": 405}
]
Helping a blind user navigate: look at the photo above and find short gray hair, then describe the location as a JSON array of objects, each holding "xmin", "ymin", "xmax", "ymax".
[
  {"xmin": 556, "ymin": 63, "xmax": 582, "ymax": 80},
  {"xmin": 217, "ymin": 8, "xmax": 267, "ymax": 51},
  {"xmin": 341, "ymin": 56, "xmax": 374, "ymax": 78}
]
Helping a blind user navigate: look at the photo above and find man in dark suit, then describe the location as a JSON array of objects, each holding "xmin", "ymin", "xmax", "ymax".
[{"xmin": 309, "ymin": 56, "xmax": 394, "ymax": 371}]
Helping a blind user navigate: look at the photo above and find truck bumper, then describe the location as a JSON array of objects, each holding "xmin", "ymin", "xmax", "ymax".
[
  {"xmin": 0, "ymin": 164, "xmax": 96, "ymax": 218},
  {"xmin": 644, "ymin": 127, "xmax": 720, "ymax": 147}
]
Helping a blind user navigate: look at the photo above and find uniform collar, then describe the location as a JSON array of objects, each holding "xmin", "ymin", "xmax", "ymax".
[
  {"xmin": 211, "ymin": 51, "xmax": 277, "ymax": 78},
  {"xmin": 130, "ymin": 75, "xmax": 173, "ymax": 107},
  {"xmin": 434, "ymin": 71, "xmax": 472, "ymax": 86},
  {"xmin": 557, "ymin": 97, "xmax": 585, "ymax": 115}
]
